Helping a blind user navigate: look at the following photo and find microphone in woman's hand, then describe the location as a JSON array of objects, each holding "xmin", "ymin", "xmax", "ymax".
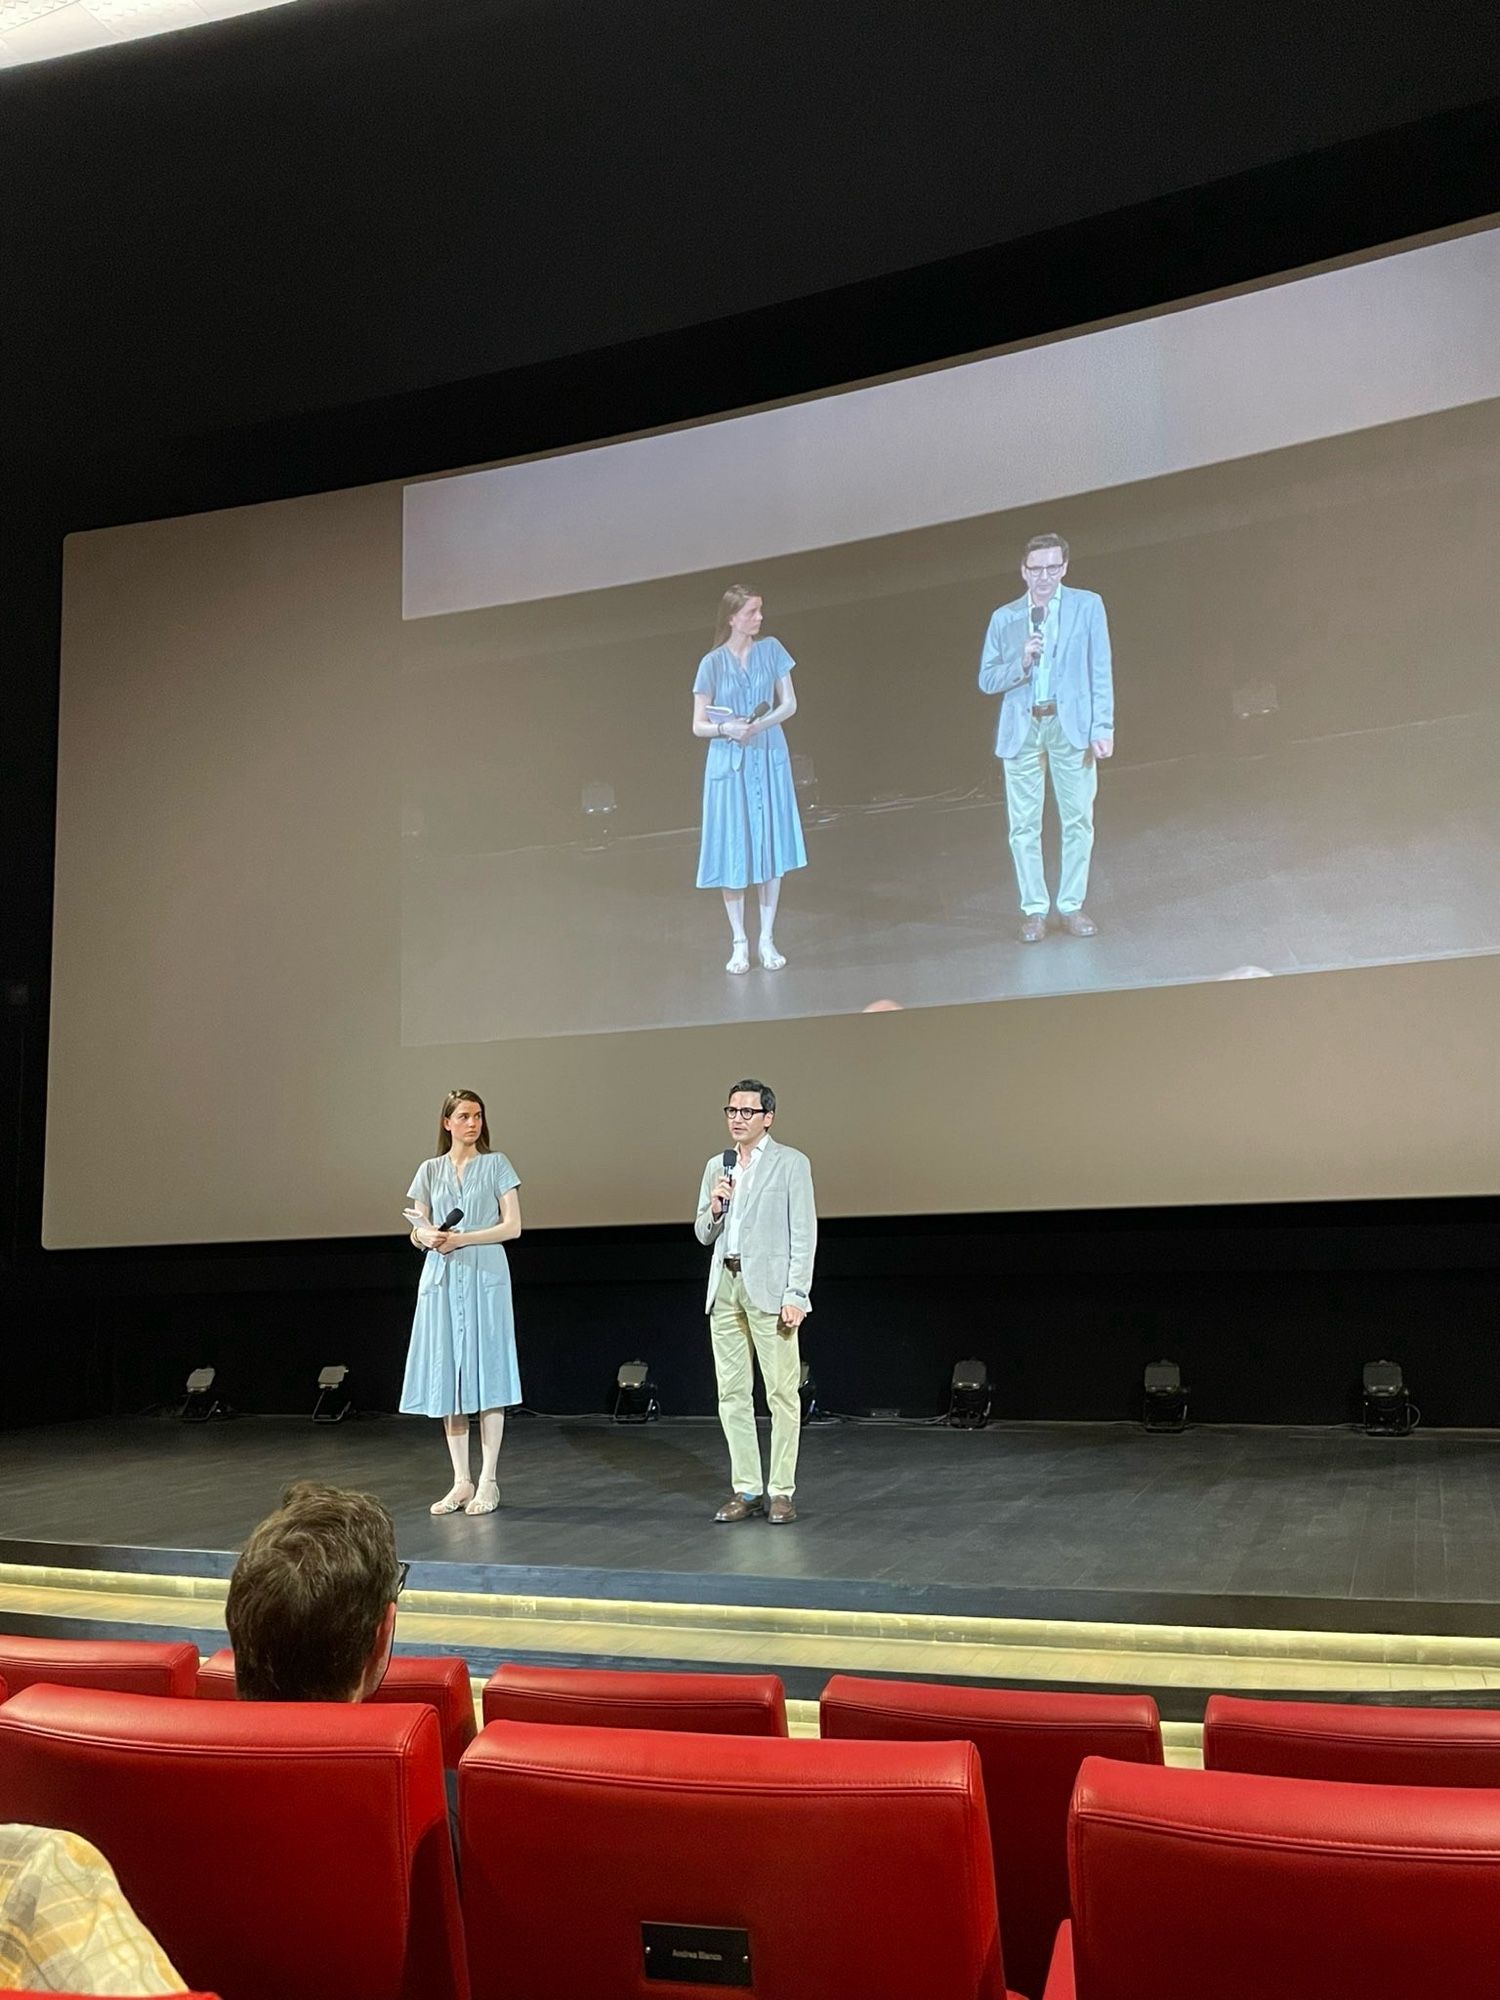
[
  {"xmin": 749, "ymin": 701, "xmax": 770, "ymax": 720},
  {"xmin": 438, "ymin": 1208, "xmax": 463, "ymax": 1230}
]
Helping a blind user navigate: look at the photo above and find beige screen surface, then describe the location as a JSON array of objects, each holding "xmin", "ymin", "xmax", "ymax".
[{"xmin": 46, "ymin": 229, "xmax": 1500, "ymax": 1246}]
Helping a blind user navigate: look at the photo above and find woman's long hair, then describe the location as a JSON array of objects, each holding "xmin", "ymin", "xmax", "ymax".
[
  {"xmin": 436, "ymin": 1088, "xmax": 492, "ymax": 1156},
  {"xmin": 712, "ymin": 583, "xmax": 761, "ymax": 650}
]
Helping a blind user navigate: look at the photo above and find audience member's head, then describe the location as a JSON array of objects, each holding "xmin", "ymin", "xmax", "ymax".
[{"xmin": 225, "ymin": 1479, "xmax": 402, "ymax": 1702}]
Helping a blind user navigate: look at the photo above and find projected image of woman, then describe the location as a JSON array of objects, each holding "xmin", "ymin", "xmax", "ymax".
[
  {"xmin": 692, "ymin": 585, "xmax": 808, "ymax": 973},
  {"xmin": 401, "ymin": 1089, "xmax": 523, "ymax": 1516}
]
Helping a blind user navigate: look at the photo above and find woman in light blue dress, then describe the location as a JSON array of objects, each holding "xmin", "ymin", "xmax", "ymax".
[
  {"xmin": 401, "ymin": 1088, "xmax": 522, "ymax": 1516},
  {"xmin": 692, "ymin": 583, "xmax": 808, "ymax": 973}
]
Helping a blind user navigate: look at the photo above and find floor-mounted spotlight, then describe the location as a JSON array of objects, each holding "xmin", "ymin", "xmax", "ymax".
[
  {"xmin": 1362, "ymin": 1359, "xmax": 1415, "ymax": 1437},
  {"xmin": 580, "ymin": 781, "xmax": 618, "ymax": 850},
  {"xmin": 1142, "ymin": 1359, "xmax": 1188, "ymax": 1433},
  {"xmin": 312, "ymin": 1365, "xmax": 354, "ymax": 1424},
  {"xmin": 179, "ymin": 1366, "xmax": 228, "ymax": 1424},
  {"xmin": 792, "ymin": 753, "xmax": 833, "ymax": 828},
  {"xmin": 946, "ymin": 1358, "xmax": 991, "ymax": 1430},
  {"xmin": 612, "ymin": 1360, "xmax": 659, "ymax": 1424},
  {"xmin": 798, "ymin": 1362, "xmax": 827, "ymax": 1427}
]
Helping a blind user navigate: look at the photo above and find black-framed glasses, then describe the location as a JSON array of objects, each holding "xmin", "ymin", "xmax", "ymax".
[
  {"xmin": 724, "ymin": 1106, "xmax": 765, "ymax": 1119},
  {"xmin": 394, "ymin": 1560, "xmax": 411, "ymax": 1599},
  {"xmin": 1022, "ymin": 562, "xmax": 1065, "ymax": 576}
]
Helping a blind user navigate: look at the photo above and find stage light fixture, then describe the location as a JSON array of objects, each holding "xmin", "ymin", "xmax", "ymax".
[
  {"xmin": 792, "ymin": 753, "xmax": 832, "ymax": 827},
  {"xmin": 580, "ymin": 781, "xmax": 618, "ymax": 849},
  {"xmin": 1142, "ymin": 1359, "xmax": 1189, "ymax": 1433},
  {"xmin": 798, "ymin": 1362, "xmax": 826, "ymax": 1427},
  {"xmin": 612, "ymin": 1359, "xmax": 659, "ymax": 1424},
  {"xmin": 179, "ymin": 1366, "xmax": 227, "ymax": 1424},
  {"xmin": 312, "ymin": 1364, "xmax": 354, "ymax": 1424},
  {"xmin": 1361, "ymin": 1359, "xmax": 1415, "ymax": 1437},
  {"xmin": 946, "ymin": 1358, "xmax": 991, "ymax": 1430}
]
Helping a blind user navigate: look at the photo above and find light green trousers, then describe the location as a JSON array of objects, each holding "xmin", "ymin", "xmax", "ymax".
[
  {"xmin": 709, "ymin": 1268, "xmax": 802, "ymax": 1498},
  {"xmin": 1003, "ymin": 712, "xmax": 1099, "ymax": 916}
]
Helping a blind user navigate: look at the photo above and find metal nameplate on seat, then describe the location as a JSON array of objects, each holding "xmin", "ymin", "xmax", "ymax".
[{"xmin": 642, "ymin": 1922, "xmax": 752, "ymax": 1987}]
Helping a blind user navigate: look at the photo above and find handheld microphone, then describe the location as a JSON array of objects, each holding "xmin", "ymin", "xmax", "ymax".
[
  {"xmin": 438, "ymin": 1208, "xmax": 463, "ymax": 1231},
  {"xmin": 720, "ymin": 1148, "xmax": 736, "ymax": 1209},
  {"xmin": 748, "ymin": 700, "xmax": 771, "ymax": 721}
]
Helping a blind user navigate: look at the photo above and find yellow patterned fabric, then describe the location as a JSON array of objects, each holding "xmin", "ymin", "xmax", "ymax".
[{"xmin": 0, "ymin": 1823, "xmax": 184, "ymax": 1995}]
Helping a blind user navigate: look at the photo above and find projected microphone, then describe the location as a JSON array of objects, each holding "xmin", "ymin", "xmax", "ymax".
[
  {"xmin": 748, "ymin": 700, "xmax": 771, "ymax": 721},
  {"xmin": 1029, "ymin": 601, "xmax": 1045, "ymax": 672}
]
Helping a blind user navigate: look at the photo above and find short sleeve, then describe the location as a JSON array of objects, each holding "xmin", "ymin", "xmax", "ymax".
[
  {"xmin": 491, "ymin": 1153, "xmax": 521, "ymax": 1196},
  {"xmin": 692, "ymin": 651, "xmax": 719, "ymax": 698},
  {"xmin": 767, "ymin": 636, "xmax": 794, "ymax": 678},
  {"xmin": 406, "ymin": 1160, "xmax": 433, "ymax": 1206}
]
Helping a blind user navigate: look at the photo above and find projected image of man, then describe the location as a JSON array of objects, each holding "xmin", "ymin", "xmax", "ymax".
[{"xmin": 978, "ymin": 533, "xmax": 1114, "ymax": 942}]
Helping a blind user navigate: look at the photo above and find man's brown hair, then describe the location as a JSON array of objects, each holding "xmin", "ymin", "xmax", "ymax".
[{"xmin": 225, "ymin": 1480, "xmax": 399, "ymax": 1701}]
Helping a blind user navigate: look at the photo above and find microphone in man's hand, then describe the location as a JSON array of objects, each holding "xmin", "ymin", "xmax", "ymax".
[
  {"xmin": 720, "ymin": 1149, "xmax": 736, "ymax": 1207},
  {"xmin": 1028, "ymin": 603, "xmax": 1045, "ymax": 675}
]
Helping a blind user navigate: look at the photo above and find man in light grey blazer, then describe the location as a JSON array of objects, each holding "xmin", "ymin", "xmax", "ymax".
[
  {"xmin": 978, "ymin": 531, "xmax": 1114, "ymax": 942},
  {"xmin": 694, "ymin": 1078, "xmax": 816, "ymax": 1524}
]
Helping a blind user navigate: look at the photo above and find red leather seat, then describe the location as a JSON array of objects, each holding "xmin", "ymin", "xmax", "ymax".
[
  {"xmin": 196, "ymin": 1646, "xmax": 477, "ymax": 1767},
  {"xmin": 1043, "ymin": 1754, "xmax": 1500, "ymax": 1999},
  {"xmin": 821, "ymin": 1675, "xmax": 1161, "ymax": 2000},
  {"xmin": 461, "ymin": 1721, "xmax": 1020, "ymax": 2000},
  {"xmin": 0, "ymin": 1674, "xmax": 7, "ymax": 1702},
  {"xmin": 0, "ymin": 1684, "xmax": 467, "ymax": 2000},
  {"xmin": 0, "ymin": 1634, "xmax": 198, "ymax": 1699},
  {"xmin": 1204, "ymin": 1691, "xmax": 1500, "ymax": 1787},
  {"xmin": 482, "ymin": 1662, "xmax": 788, "ymax": 1735}
]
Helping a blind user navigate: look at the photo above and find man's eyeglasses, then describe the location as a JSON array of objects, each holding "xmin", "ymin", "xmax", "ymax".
[
  {"xmin": 1023, "ymin": 562, "xmax": 1065, "ymax": 577},
  {"xmin": 394, "ymin": 1560, "xmax": 411, "ymax": 1599},
  {"xmin": 724, "ymin": 1107, "xmax": 765, "ymax": 1119}
]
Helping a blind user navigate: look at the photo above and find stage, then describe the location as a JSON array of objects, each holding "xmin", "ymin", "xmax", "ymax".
[
  {"xmin": 401, "ymin": 711, "xmax": 1500, "ymax": 1045},
  {"xmin": 3, "ymin": 1414, "xmax": 1500, "ymax": 1724}
]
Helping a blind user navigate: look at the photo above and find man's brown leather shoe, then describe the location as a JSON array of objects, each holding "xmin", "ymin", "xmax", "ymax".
[
  {"xmin": 767, "ymin": 1495, "xmax": 797, "ymax": 1525},
  {"xmin": 1061, "ymin": 909, "xmax": 1098, "ymax": 937},
  {"xmin": 1019, "ymin": 915, "xmax": 1048, "ymax": 944},
  {"xmin": 713, "ymin": 1494, "xmax": 765, "ymax": 1523}
]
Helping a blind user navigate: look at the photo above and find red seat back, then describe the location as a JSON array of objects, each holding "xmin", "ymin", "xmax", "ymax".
[
  {"xmin": 0, "ymin": 1674, "xmax": 7, "ymax": 1703},
  {"xmin": 821, "ymin": 1674, "xmax": 1161, "ymax": 2000},
  {"xmin": 460, "ymin": 1721, "xmax": 1010, "ymax": 2000},
  {"xmin": 482, "ymin": 1662, "xmax": 788, "ymax": 1735},
  {"xmin": 1204, "ymin": 1692, "xmax": 1500, "ymax": 1787},
  {"xmin": 1054, "ymin": 1755, "xmax": 1500, "ymax": 1999},
  {"xmin": 0, "ymin": 1684, "xmax": 467, "ymax": 2000},
  {"xmin": 0, "ymin": 1634, "xmax": 198, "ymax": 1699},
  {"xmin": 197, "ymin": 1647, "xmax": 477, "ymax": 1768}
]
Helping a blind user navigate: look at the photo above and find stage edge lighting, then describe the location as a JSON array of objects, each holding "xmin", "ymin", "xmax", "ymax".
[
  {"xmin": 612, "ymin": 1360, "xmax": 660, "ymax": 1424},
  {"xmin": 312, "ymin": 1364, "xmax": 354, "ymax": 1424},
  {"xmin": 1142, "ymin": 1359, "xmax": 1189, "ymax": 1433},
  {"xmin": 179, "ymin": 1366, "xmax": 228, "ymax": 1424},
  {"xmin": 1361, "ymin": 1360, "xmax": 1415, "ymax": 1437},
  {"xmin": 947, "ymin": 1358, "xmax": 991, "ymax": 1430}
]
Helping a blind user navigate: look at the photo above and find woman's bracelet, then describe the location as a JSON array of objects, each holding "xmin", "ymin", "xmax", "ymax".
[{"xmin": 716, "ymin": 720, "xmax": 725, "ymax": 738}]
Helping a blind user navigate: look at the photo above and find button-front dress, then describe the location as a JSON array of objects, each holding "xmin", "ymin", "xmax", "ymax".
[
  {"xmin": 693, "ymin": 637, "xmax": 808, "ymax": 889},
  {"xmin": 400, "ymin": 1151, "xmax": 521, "ymax": 1416}
]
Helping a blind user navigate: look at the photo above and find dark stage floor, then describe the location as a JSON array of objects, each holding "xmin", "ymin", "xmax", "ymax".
[
  {"xmin": 402, "ymin": 712, "xmax": 1499, "ymax": 1044},
  {"xmin": 7, "ymin": 1414, "xmax": 1500, "ymax": 1634}
]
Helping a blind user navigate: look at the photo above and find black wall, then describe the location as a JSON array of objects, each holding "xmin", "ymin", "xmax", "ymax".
[{"xmin": 3, "ymin": 1, "xmax": 1499, "ymax": 1428}]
